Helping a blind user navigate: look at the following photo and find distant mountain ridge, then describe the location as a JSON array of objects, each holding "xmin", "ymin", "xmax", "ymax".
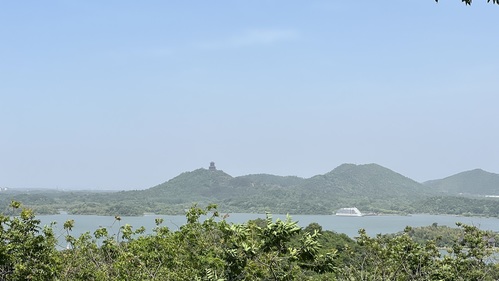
[
  {"xmin": 138, "ymin": 163, "xmax": 432, "ymax": 214},
  {"xmin": 4, "ymin": 163, "xmax": 499, "ymax": 216},
  {"xmin": 424, "ymin": 169, "xmax": 499, "ymax": 196}
]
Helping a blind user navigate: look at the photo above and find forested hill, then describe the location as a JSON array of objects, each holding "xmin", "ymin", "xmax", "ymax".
[
  {"xmin": 6, "ymin": 164, "xmax": 499, "ymax": 216},
  {"xmin": 136, "ymin": 163, "xmax": 431, "ymax": 215},
  {"xmin": 150, "ymin": 163, "xmax": 426, "ymax": 197},
  {"xmin": 314, "ymin": 163, "xmax": 429, "ymax": 198},
  {"xmin": 147, "ymin": 169, "xmax": 234, "ymax": 201},
  {"xmin": 424, "ymin": 169, "xmax": 499, "ymax": 196}
]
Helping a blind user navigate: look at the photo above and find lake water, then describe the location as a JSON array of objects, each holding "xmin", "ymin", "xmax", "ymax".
[{"xmin": 38, "ymin": 213, "xmax": 499, "ymax": 247}]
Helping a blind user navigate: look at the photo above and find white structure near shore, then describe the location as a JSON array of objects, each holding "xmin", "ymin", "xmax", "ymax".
[{"xmin": 335, "ymin": 207, "xmax": 363, "ymax": 217}]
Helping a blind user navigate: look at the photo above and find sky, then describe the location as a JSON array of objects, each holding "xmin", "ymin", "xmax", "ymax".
[{"xmin": 1, "ymin": 1, "xmax": 498, "ymax": 190}]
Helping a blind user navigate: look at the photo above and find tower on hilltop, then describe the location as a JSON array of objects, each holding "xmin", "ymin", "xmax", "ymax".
[{"xmin": 209, "ymin": 162, "xmax": 217, "ymax": 171}]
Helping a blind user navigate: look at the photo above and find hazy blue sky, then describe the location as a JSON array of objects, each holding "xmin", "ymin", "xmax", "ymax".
[{"xmin": 1, "ymin": 1, "xmax": 498, "ymax": 190}]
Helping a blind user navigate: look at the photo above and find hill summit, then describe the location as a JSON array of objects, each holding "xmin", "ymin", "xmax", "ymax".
[{"xmin": 424, "ymin": 169, "xmax": 499, "ymax": 196}]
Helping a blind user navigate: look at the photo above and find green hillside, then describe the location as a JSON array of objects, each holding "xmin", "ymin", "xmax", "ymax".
[
  {"xmin": 133, "ymin": 163, "xmax": 433, "ymax": 215},
  {"xmin": 235, "ymin": 173, "xmax": 304, "ymax": 187},
  {"xmin": 147, "ymin": 169, "xmax": 234, "ymax": 200},
  {"xmin": 424, "ymin": 169, "xmax": 499, "ymax": 196},
  {"xmin": 7, "ymin": 164, "xmax": 499, "ymax": 217},
  {"xmin": 293, "ymin": 163, "xmax": 431, "ymax": 214},
  {"xmin": 322, "ymin": 163, "xmax": 428, "ymax": 198},
  {"xmin": 141, "ymin": 168, "xmax": 305, "ymax": 214}
]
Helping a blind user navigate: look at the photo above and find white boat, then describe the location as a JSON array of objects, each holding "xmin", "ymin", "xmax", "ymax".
[{"xmin": 335, "ymin": 207, "xmax": 363, "ymax": 217}]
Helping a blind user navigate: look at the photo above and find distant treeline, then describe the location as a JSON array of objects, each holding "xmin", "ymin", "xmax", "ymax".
[{"xmin": 2, "ymin": 164, "xmax": 499, "ymax": 217}]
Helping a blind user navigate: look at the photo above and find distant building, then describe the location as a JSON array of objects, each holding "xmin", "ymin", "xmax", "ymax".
[
  {"xmin": 335, "ymin": 207, "xmax": 363, "ymax": 217},
  {"xmin": 209, "ymin": 162, "xmax": 217, "ymax": 171}
]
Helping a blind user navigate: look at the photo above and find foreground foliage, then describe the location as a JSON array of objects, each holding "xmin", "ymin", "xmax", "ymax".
[{"xmin": 1, "ymin": 202, "xmax": 498, "ymax": 280}]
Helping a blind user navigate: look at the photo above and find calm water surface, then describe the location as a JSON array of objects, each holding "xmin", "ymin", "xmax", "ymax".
[{"xmin": 38, "ymin": 213, "xmax": 499, "ymax": 246}]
